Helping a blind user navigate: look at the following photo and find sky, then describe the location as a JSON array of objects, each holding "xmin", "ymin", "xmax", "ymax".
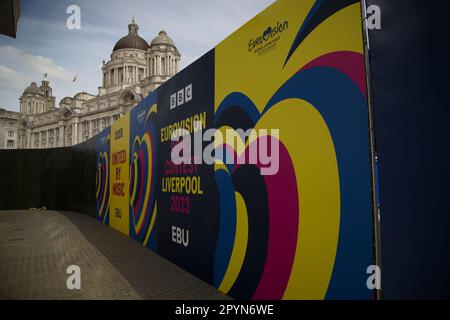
[{"xmin": 0, "ymin": 0, "xmax": 275, "ymax": 112}]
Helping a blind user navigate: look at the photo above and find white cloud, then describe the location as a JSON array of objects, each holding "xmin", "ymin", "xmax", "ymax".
[
  {"xmin": 0, "ymin": 45, "xmax": 77, "ymax": 110},
  {"xmin": 0, "ymin": 65, "xmax": 18, "ymax": 75},
  {"xmin": 0, "ymin": 46, "xmax": 74, "ymax": 82},
  {"xmin": 0, "ymin": 65, "xmax": 26, "ymax": 110},
  {"xmin": 0, "ymin": 65, "xmax": 26, "ymax": 91}
]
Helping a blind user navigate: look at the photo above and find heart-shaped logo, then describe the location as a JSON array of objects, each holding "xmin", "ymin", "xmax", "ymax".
[
  {"xmin": 96, "ymin": 151, "xmax": 110, "ymax": 223},
  {"xmin": 129, "ymin": 130, "xmax": 156, "ymax": 241}
]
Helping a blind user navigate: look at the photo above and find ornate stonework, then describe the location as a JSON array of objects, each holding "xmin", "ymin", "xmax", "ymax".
[{"xmin": 0, "ymin": 19, "xmax": 180, "ymax": 149}]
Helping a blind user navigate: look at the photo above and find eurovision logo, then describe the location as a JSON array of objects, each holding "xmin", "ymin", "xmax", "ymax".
[{"xmin": 248, "ymin": 20, "xmax": 288, "ymax": 56}]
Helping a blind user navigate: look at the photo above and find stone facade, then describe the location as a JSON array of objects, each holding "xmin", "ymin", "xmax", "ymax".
[
  {"xmin": 0, "ymin": 19, "xmax": 180, "ymax": 149},
  {"xmin": 0, "ymin": 108, "xmax": 21, "ymax": 149}
]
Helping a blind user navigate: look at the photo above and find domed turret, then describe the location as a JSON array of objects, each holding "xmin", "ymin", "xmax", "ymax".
[
  {"xmin": 113, "ymin": 18, "xmax": 149, "ymax": 52},
  {"xmin": 20, "ymin": 78, "xmax": 55, "ymax": 115},
  {"xmin": 23, "ymin": 82, "xmax": 42, "ymax": 95},
  {"xmin": 150, "ymin": 30, "xmax": 176, "ymax": 47}
]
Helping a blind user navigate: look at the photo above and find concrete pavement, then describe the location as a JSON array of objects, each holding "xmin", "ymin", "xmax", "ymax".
[{"xmin": 0, "ymin": 210, "xmax": 230, "ymax": 300}]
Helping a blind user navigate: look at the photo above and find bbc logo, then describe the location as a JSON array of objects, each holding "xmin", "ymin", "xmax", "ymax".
[{"xmin": 170, "ymin": 84, "xmax": 192, "ymax": 110}]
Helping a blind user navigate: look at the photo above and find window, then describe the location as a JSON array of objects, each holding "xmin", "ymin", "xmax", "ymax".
[
  {"xmin": 41, "ymin": 132, "xmax": 47, "ymax": 147},
  {"xmin": 82, "ymin": 122, "xmax": 89, "ymax": 141},
  {"xmin": 55, "ymin": 129, "xmax": 59, "ymax": 147},
  {"xmin": 8, "ymin": 131, "xmax": 14, "ymax": 137},
  {"xmin": 119, "ymin": 67, "xmax": 123, "ymax": 83},
  {"xmin": 128, "ymin": 66, "xmax": 133, "ymax": 83},
  {"xmin": 7, "ymin": 140, "xmax": 14, "ymax": 148},
  {"xmin": 34, "ymin": 134, "xmax": 39, "ymax": 147}
]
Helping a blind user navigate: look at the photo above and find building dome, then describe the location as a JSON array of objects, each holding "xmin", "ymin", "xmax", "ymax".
[
  {"xmin": 150, "ymin": 30, "xmax": 176, "ymax": 47},
  {"xmin": 113, "ymin": 19, "xmax": 149, "ymax": 52},
  {"xmin": 23, "ymin": 82, "xmax": 42, "ymax": 95}
]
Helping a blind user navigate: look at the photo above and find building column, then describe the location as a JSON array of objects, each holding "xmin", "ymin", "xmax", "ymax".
[
  {"xmin": 166, "ymin": 57, "xmax": 169, "ymax": 76},
  {"xmin": 68, "ymin": 124, "xmax": 73, "ymax": 146},
  {"xmin": 59, "ymin": 125, "xmax": 64, "ymax": 147},
  {"xmin": 159, "ymin": 56, "xmax": 162, "ymax": 75},
  {"xmin": 26, "ymin": 131, "xmax": 30, "ymax": 149},
  {"xmin": 156, "ymin": 57, "xmax": 158, "ymax": 75},
  {"xmin": 152, "ymin": 58, "xmax": 155, "ymax": 76},
  {"xmin": 73, "ymin": 120, "xmax": 78, "ymax": 145}
]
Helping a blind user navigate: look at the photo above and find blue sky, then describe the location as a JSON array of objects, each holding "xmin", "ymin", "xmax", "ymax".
[{"xmin": 0, "ymin": 0, "xmax": 275, "ymax": 112}]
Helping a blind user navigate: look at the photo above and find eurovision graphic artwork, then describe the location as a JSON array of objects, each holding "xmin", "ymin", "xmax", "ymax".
[
  {"xmin": 94, "ymin": 0, "xmax": 374, "ymax": 299},
  {"xmin": 95, "ymin": 128, "xmax": 111, "ymax": 225}
]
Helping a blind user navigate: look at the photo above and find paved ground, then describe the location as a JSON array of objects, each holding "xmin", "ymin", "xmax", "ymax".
[{"xmin": 0, "ymin": 210, "xmax": 230, "ymax": 300}]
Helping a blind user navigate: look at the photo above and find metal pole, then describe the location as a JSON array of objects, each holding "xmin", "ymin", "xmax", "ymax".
[{"xmin": 361, "ymin": 0, "xmax": 383, "ymax": 300}]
